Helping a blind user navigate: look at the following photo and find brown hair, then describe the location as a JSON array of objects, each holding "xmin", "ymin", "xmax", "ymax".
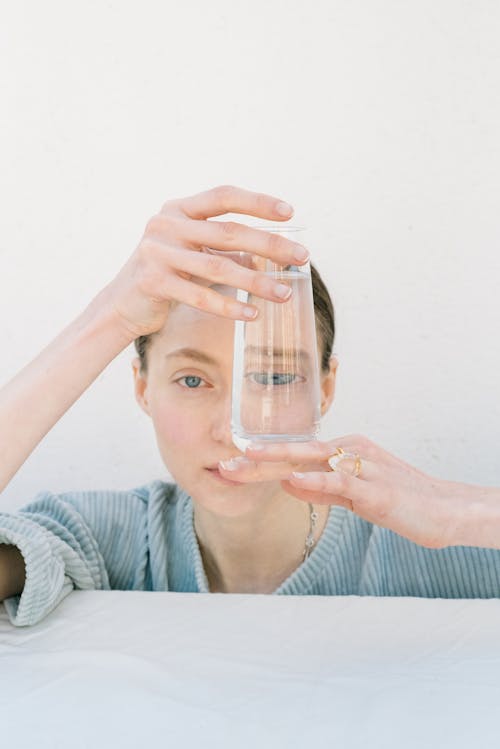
[{"xmin": 134, "ymin": 262, "xmax": 335, "ymax": 374}]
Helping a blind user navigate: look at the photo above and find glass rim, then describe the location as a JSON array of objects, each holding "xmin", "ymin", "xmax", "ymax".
[{"xmin": 247, "ymin": 223, "xmax": 306, "ymax": 233}]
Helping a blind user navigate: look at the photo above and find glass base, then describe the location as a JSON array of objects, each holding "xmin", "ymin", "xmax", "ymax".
[{"xmin": 232, "ymin": 431, "xmax": 319, "ymax": 452}]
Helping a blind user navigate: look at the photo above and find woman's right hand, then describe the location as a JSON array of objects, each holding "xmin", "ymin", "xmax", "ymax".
[{"xmin": 106, "ymin": 185, "xmax": 310, "ymax": 340}]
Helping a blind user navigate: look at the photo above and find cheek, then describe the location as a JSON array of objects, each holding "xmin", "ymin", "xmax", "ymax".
[
  {"xmin": 152, "ymin": 402, "xmax": 208, "ymax": 486},
  {"xmin": 153, "ymin": 401, "xmax": 203, "ymax": 452}
]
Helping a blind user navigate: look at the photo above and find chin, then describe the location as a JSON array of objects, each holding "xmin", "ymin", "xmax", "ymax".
[{"xmin": 192, "ymin": 478, "xmax": 278, "ymax": 518}]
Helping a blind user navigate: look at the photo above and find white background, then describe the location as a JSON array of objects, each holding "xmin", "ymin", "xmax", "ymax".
[{"xmin": 0, "ymin": 0, "xmax": 499, "ymax": 511}]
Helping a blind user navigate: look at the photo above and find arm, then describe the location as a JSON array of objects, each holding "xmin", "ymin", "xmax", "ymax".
[
  {"xmin": 0, "ymin": 186, "xmax": 302, "ymax": 498},
  {"xmin": 0, "ymin": 544, "xmax": 26, "ymax": 600},
  {"xmin": 0, "ymin": 287, "xmax": 134, "ymax": 495},
  {"xmin": 220, "ymin": 436, "xmax": 500, "ymax": 551}
]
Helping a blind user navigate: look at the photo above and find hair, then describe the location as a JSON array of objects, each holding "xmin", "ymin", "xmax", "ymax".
[{"xmin": 134, "ymin": 262, "xmax": 335, "ymax": 374}]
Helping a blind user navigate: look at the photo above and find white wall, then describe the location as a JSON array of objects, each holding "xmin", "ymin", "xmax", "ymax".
[{"xmin": 1, "ymin": 0, "xmax": 499, "ymax": 511}]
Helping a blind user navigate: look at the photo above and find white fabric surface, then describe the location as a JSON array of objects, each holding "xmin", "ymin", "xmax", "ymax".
[{"xmin": 1, "ymin": 591, "xmax": 500, "ymax": 748}]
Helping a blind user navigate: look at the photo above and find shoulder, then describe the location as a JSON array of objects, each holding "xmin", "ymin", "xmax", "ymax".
[{"xmin": 19, "ymin": 478, "xmax": 189, "ymax": 523}]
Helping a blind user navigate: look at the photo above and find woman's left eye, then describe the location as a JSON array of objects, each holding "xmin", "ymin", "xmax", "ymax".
[
  {"xmin": 246, "ymin": 372, "xmax": 304, "ymax": 386},
  {"xmin": 176, "ymin": 375, "xmax": 208, "ymax": 389}
]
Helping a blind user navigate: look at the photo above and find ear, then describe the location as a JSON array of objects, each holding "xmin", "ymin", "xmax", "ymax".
[
  {"xmin": 131, "ymin": 357, "xmax": 152, "ymax": 417},
  {"xmin": 320, "ymin": 356, "xmax": 338, "ymax": 416}
]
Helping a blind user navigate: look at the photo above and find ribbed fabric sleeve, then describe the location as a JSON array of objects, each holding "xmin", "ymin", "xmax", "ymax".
[{"xmin": 0, "ymin": 492, "xmax": 110, "ymax": 627}]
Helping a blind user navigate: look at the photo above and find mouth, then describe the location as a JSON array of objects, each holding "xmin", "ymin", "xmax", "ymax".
[{"xmin": 205, "ymin": 465, "xmax": 244, "ymax": 486}]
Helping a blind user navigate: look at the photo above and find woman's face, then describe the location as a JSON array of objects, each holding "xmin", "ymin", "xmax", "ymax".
[{"xmin": 132, "ymin": 300, "xmax": 337, "ymax": 518}]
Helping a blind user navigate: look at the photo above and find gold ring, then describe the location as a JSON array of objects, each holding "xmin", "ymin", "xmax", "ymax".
[
  {"xmin": 328, "ymin": 448, "xmax": 362, "ymax": 478},
  {"xmin": 353, "ymin": 454, "xmax": 362, "ymax": 478}
]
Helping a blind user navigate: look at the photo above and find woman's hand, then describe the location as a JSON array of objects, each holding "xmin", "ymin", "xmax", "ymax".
[
  {"xmin": 218, "ymin": 435, "xmax": 487, "ymax": 549},
  {"xmin": 106, "ymin": 185, "xmax": 308, "ymax": 339}
]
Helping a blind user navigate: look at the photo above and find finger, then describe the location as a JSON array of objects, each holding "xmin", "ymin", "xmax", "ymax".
[
  {"xmin": 219, "ymin": 455, "xmax": 378, "ymax": 484},
  {"xmin": 245, "ymin": 436, "xmax": 380, "ymax": 467},
  {"xmin": 324, "ymin": 453, "xmax": 373, "ymax": 480},
  {"xmin": 245, "ymin": 439, "xmax": 335, "ymax": 464},
  {"xmin": 286, "ymin": 469, "xmax": 374, "ymax": 505},
  {"xmin": 246, "ymin": 440, "xmax": 378, "ymax": 481},
  {"xmin": 170, "ymin": 185, "xmax": 294, "ymax": 222},
  {"xmin": 218, "ymin": 457, "xmax": 304, "ymax": 483},
  {"xmin": 280, "ymin": 480, "xmax": 354, "ymax": 510},
  {"xmin": 162, "ymin": 274, "xmax": 259, "ymax": 321},
  {"xmin": 157, "ymin": 244, "xmax": 296, "ymax": 305},
  {"xmin": 158, "ymin": 215, "xmax": 308, "ymax": 267}
]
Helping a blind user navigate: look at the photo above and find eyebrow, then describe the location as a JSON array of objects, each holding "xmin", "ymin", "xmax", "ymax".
[
  {"xmin": 165, "ymin": 348, "xmax": 219, "ymax": 366},
  {"xmin": 165, "ymin": 345, "xmax": 311, "ymax": 367},
  {"xmin": 244, "ymin": 345, "xmax": 311, "ymax": 362}
]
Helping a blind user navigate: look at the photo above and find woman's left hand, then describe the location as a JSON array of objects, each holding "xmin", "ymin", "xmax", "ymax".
[{"xmin": 218, "ymin": 435, "xmax": 470, "ymax": 549}]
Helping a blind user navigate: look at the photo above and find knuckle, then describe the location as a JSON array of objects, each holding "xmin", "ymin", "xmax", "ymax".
[
  {"xmin": 218, "ymin": 220, "xmax": 239, "ymax": 244},
  {"xmin": 159, "ymin": 198, "xmax": 177, "ymax": 214},
  {"xmin": 144, "ymin": 214, "xmax": 167, "ymax": 237},
  {"xmin": 143, "ymin": 218, "xmax": 156, "ymax": 237},
  {"xmin": 222, "ymin": 296, "xmax": 237, "ymax": 318},
  {"xmin": 266, "ymin": 230, "xmax": 282, "ymax": 255},
  {"xmin": 320, "ymin": 440, "xmax": 341, "ymax": 462},
  {"xmin": 245, "ymin": 269, "xmax": 266, "ymax": 296},
  {"xmin": 335, "ymin": 471, "xmax": 350, "ymax": 493},
  {"xmin": 213, "ymin": 184, "xmax": 237, "ymax": 210},
  {"xmin": 313, "ymin": 441, "xmax": 328, "ymax": 459},
  {"xmin": 319, "ymin": 473, "xmax": 330, "ymax": 492},
  {"xmin": 137, "ymin": 237, "xmax": 159, "ymax": 262},
  {"xmin": 135, "ymin": 266, "xmax": 161, "ymax": 297},
  {"xmin": 205, "ymin": 252, "xmax": 228, "ymax": 275},
  {"xmin": 192, "ymin": 286, "xmax": 211, "ymax": 311},
  {"xmin": 137, "ymin": 238, "xmax": 168, "ymax": 268}
]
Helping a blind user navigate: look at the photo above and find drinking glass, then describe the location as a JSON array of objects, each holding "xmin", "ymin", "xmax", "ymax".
[{"xmin": 231, "ymin": 226, "xmax": 321, "ymax": 452}]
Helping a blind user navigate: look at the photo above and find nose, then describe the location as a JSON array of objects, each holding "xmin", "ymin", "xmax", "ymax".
[{"xmin": 210, "ymin": 393, "xmax": 234, "ymax": 446}]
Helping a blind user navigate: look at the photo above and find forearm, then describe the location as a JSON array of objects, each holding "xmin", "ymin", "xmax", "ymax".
[
  {"xmin": 0, "ymin": 286, "xmax": 134, "ymax": 495},
  {"xmin": 445, "ymin": 480, "xmax": 500, "ymax": 549}
]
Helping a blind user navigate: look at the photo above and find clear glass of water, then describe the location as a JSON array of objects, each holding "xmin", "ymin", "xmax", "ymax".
[{"xmin": 231, "ymin": 226, "xmax": 321, "ymax": 452}]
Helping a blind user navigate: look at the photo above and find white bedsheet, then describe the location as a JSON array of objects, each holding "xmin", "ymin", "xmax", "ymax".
[{"xmin": 1, "ymin": 591, "xmax": 500, "ymax": 748}]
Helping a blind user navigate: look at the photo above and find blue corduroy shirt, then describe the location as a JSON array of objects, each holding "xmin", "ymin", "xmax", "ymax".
[{"xmin": 1, "ymin": 479, "xmax": 500, "ymax": 627}]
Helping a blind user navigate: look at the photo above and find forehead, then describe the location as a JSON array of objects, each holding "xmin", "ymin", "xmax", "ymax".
[{"xmin": 157, "ymin": 302, "xmax": 235, "ymax": 363}]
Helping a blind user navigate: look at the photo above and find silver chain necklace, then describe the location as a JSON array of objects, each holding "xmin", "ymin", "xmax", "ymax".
[{"xmin": 302, "ymin": 503, "xmax": 319, "ymax": 561}]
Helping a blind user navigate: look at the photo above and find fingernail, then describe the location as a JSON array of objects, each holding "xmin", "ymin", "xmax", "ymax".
[
  {"xmin": 291, "ymin": 472, "xmax": 305, "ymax": 479},
  {"xmin": 294, "ymin": 245, "xmax": 309, "ymax": 262},
  {"xmin": 274, "ymin": 283, "xmax": 292, "ymax": 299},
  {"xmin": 219, "ymin": 458, "xmax": 243, "ymax": 471},
  {"xmin": 242, "ymin": 307, "xmax": 258, "ymax": 319},
  {"xmin": 247, "ymin": 443, "xmax": 265, "ymax": 451},
  {"xmin": 276, "ymin": 201, "xmax": 293, "ymax": 217}
]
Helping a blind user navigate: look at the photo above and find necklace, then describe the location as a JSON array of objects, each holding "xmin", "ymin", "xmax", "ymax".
[{"xmin": 302, "ymin": 503, "xmax": 319, "ymax": 561}]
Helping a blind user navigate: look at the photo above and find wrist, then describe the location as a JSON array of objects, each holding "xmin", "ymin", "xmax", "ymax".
[{"xmin": 84, "ymin": 285, "xmax": 139, "ymax": 349}]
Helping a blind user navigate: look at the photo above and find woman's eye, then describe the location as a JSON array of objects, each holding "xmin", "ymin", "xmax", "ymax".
[
  {"xmin": 176, "ymin": 375, "xmax": 208, "ymax": 389},
  {"xmin": 245, "ymin": 372, "xmax": 303, "ymax": 386}
]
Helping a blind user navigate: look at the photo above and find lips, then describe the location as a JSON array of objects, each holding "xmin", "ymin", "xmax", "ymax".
[
  {"xmin": 205, "ymin": 465, "xmax": 243, "ymax": 486},
  {"xmin": 206, "ymin": 460, "xmax": 240, "ymax": 471}
]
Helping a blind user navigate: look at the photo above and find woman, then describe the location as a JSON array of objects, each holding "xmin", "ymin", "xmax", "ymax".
[{"xmin": 1, "ymin": 185, "xmax": 499, "ymax": 628}]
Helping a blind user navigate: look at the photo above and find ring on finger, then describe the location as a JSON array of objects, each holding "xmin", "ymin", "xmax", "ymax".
[{"xmin": 327, "ymin": 447, "xmax": 362, "ymax": 478}]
